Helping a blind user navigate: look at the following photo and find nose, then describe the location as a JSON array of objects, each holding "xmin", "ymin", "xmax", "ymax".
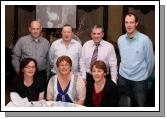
[{"xmin": 93, "ymin": 72, "xmax": 99, "ymax": 76}]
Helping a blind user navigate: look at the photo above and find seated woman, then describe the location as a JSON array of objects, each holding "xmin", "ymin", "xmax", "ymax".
[
  {"xmin": 10, "ymin": 58, "xmax": 45, "ymax": 101},
  {"xmin": 47, "ymin": 56, "xmax": 86, "ymax": 105},
  {"xmin": 85, "ymin": 60, "xmax": 118, "ymax": 107}
]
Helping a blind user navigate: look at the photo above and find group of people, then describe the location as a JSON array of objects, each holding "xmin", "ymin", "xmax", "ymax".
[{"xmin": 9, "ymin": 12, "xmax": 155, "ymax": 107}]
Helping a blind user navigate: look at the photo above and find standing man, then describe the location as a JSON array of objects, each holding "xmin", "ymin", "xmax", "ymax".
[
  {"xmin": 49, "ymin": 24, "xmax": 82, "ymax": 76},
  {"xmin": 117, "ymin": 13, "xmax": 155, "ymax": 106},
  {"xmin": 12, "ymin": 20, "xmax": 50, "ymax": 82},
  {"xmin": 80, "ymin": 25, "xmax": 117, "ymax": 84}
]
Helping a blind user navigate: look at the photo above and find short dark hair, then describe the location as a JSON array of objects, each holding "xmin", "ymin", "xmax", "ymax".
[
  {"xmin": 91, "ymin": 24, "xmax": 104, "ymax": 32},
  {"xmin": 125, "ymin": 12, "xmax": 138, "ymax": 22},
  {"xmin": 18, "ymin": 57, "xmax": 38, "ymax": 80},
  {"xmin": 91, "ymin": 60, "xmax": 107, "ymax": 73},
  {"xmin": 62, "ymin": 24, "xmax": 73, "ymax": 32},
  {"xmin": 56, "ymin": 55, "xmax": 72, "ymax": 67}
]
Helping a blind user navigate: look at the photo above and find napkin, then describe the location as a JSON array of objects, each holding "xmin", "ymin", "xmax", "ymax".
[{"xmin": 10, "ymin": 92, "xmax": 32, "ymax": 107}]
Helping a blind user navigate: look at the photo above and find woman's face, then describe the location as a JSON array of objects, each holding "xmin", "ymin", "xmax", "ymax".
[
  {"xmin": 58, "ymin": 60, "xmax": 71, "ymax": 75},
  {"xmin": 92, "ymin": 65, "xmax": 106, "ymax": 83},
  {"xmin": 23, "ymin": 61, "xmax": 36, "ymax": 78}
]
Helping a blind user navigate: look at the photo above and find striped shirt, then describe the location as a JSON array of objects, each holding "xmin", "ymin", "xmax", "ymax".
[
  {"xmin": 92, "ymin": 87, "xmax": 103, "ymax": 107},
  {"xmin": 12, "ymin": 34, "xmax": 50, "ymax": 72}
]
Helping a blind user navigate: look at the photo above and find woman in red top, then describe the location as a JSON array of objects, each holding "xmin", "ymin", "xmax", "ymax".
[{"xmin": 85, "ymin": 60, "xmax": 118, "ymax": 107}]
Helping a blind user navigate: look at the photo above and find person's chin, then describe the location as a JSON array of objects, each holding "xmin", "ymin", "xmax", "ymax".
[
  {"xmin": 127, "ymin": 31, "xmax": 133, "ymax": 34},
  {"xmin": 61, "ymin": 72, "xmax": 69, "ymax": 75},
  {"xmin": 94, "ymin": 78, "xmax": 100, "ymax": 82}
]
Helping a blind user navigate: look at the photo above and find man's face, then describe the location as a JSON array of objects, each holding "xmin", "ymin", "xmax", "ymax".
[
  {"xmin": 91, "ymin": 28, "xmax": 104, "ymax": 44},
  {"xmin": 61, "ymin": 26, "xmax": 73, "ymax": 42},
  {"xmin": 29, "ymin": 21, "xmax": 42, "ymax": 39},
  {"xmin": 125, "ymin": 15, "xmax": 138, "ymax": 35}
]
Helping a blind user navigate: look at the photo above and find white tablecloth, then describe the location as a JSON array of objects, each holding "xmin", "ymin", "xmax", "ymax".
[{"xmin": 6, "ymin": 101, "xmax": 83, "ymax": 107}]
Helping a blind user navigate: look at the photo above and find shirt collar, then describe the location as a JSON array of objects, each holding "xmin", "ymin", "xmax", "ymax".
[
  {"xmin": 60, "ymin": 38, "xmax": 75, "ymax": 44},
  {"xmin": 125, "ymin": 31, "xmax": 138, "ymax": 40},
  {"xmin": 92, "ymin": 39, "xmax": 103, "ymax": 46},
  {"xmin": 30, "ymin": 35, "xmax": 41, "ymax": 42}
]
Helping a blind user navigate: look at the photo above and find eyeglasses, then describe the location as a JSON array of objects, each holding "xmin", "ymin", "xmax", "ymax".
[{"xmin": 25, "ymin": 66, "xmax": 36, "ymax": 69}]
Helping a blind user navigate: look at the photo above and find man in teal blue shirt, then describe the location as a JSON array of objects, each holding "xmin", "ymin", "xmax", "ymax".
[{"xmin": 118, "ymin": 13, "xmax": 154, "ymax": 107}]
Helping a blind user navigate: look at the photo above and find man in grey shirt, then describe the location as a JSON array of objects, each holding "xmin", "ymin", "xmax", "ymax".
[{"xmin": 12, "ymin": 20, "xmax": 50, "ymax": 82}]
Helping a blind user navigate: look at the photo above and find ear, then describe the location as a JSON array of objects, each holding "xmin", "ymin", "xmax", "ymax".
[
  {"xmin": 136, "ymin": 22, "xmax": 138, "ymax": 27},
  {"xmin": 101, "ymin": 32, "xmax": 104, "ymax": 37},
  {"xmin": 40, "ymin": 27, "xmax": 42, "ymax": 32},
  {"xmin": 28, "ymin": 27, "xmax": 31, "ymax": 33},
  {"xmin": 104, "ymin": 73, "xmax": 107, "ymax": 76}
]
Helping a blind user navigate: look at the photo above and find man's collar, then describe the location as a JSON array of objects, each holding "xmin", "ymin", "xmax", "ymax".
[
  {"xmin": 31, "ymin": 35, "xmax": 41, "ymax": 42},
  {"xmin": 60, "ymin": 38, "xmax": 75, "ymax": 44},
  {"xmin": 126, "ymin": 31, "xmax": 138, "ymax": 40},
  {"xmin": 92, "ymin": 39, "xmax": 103, "ymax": 46}
]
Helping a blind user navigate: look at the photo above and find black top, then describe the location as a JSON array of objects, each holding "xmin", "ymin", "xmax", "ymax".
[
  {"xmin": 10, "ymin": 77, "xmax": 45, "ymax": 101},
  {"xmin": 85, "ymin": 78, "xmax": 119, "ymax": 107}
]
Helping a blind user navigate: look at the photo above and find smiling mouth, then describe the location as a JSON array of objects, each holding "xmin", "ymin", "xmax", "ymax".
[
  {"xmin": 28, "ymin": 72, "xmax": 33, "ymax": 74},
  {"xmin": 94, "ymin": 76, "xmax": 100, "ymax": 79},
  {"xmin": 61, "ymin": 70, "xmax": 68, "ymax": 72}
]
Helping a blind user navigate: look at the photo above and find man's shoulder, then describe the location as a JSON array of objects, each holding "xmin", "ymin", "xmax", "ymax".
[
  {"xmin": 101, "ymin": 40, "xmax": 111, "ymax": 45},
  {"xmin": 83, "ymin": 40, "xmax": 93, "ymax": 46},
  {"xmin": 40, "ymin": 36, "xmax": 50, "ymax": 43},
  {"xmin": 72, "ymin": 39, "xmax": 82, "ymax": 46},
  {"xmin": 50, "ymin": 39, "xmax": 61, "ymax": 46},
  {"xmin": 118, "ymin": 34, "xmax": 126, "ymax": 40},
  {"xmin": 101, "ymin": 40, "xmax": 114, "ymax": 48},
  {"xmin": 138, "ymin": 32, "xmax": 149, "ymax": 39},
  {"xmin": 117, "ymin": 34, "xmax": 126, "ymax": 44},
  {"xmin": 19, "ymin": 35, "xmax": 31, "ymax": 41}
]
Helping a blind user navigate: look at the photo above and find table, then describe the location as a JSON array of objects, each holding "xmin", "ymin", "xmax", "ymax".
[{"xmin": 6, "ymin": 100, "xmax": 84, "ymax": 107}]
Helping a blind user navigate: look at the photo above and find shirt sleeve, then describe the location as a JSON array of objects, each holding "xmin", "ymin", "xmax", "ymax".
[
  {"xmin": 9, "ymin": 78, "xmax": 19, "ymax": 92},
  {"xmin": 46, "ymin": 42, "xmax": 51, "ymax": 79},
  {"xmin": 79, "ymin": 44, "xmax": 87, "ymax": 79},
  {"xmin": 46, "ymin": 77, "xmax": 55, "ymax": 100},
  {"xmin": 49, "ymin": 42, "xmax": 56, "ymax": 73},
  {"xmin": 38, "ymin": 77, "xmax": 46, "ymax": 93},
  {"xmin": 12, "ymin": 39, "xmax": 22, "ymax": 72},
  {"xmin": 144, "ymin": 37, "xmax": 155, "ymax": 77},
  {"xmin": 108, "ymin": 44, "xmax": 118, "ymax": 84},
  {"xmin": 76, "ymin": 76, "xmax": 86, "ymax": 101},
  {"xmin": 78, "ymin": 43, "xmax": 82, "ymax": 72}
]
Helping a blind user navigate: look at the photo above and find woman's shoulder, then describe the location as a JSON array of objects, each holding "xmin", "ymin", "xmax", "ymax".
[
  {"xmin": 12, "ymin": 77, "xmax": 23, "ymax": 86},
  {"xmin": 48, "ymin": 75, "xmax": 58, "ymax": 84},
  {"xmin": 70, "ymin": 73, "xmax": 85, "ymax": 87},
  {"xmin": 105, "ymin": 78, "xmax": 118, "ymax": 90}
]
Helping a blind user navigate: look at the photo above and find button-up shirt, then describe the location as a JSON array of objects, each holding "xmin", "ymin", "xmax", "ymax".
[
  {"xmin": 118, "ymin": 31, "xmax": 155, "ymax": 81},
  {"xmin": 49, "ymin": 38, "xmax": 82, "ymax": 74},
  {"xmin": 12, "ymin": 34, "xmax": 50, "ymax": 72},
  {"xmin": 80, "ymin": 40, "xmax": 117, "ymax": 83}
]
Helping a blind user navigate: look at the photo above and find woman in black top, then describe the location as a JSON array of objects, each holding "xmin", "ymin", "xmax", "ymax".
[
  {"xmin": 10, "ymin": 58, "xmax": 45, "ymax": 101},
  {"xmin": 85, "ymin": 60, "xmax": 118, "ymax": 107}
]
